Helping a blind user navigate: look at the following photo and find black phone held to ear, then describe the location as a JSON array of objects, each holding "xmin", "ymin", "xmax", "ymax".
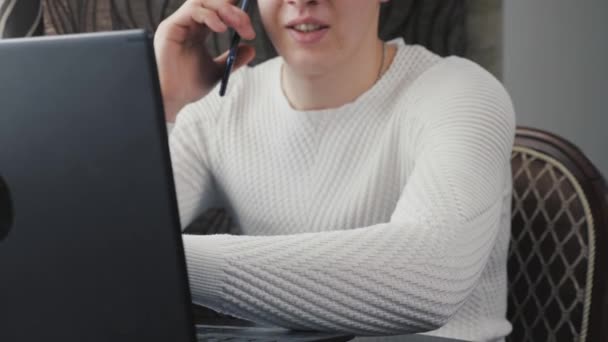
[{"xmin": 219, "ymin": 0, "xmax": 251, "ymax": 97}]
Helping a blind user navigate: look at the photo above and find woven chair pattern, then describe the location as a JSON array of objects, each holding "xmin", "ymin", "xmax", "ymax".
[{"xmin": 507, "ymin": 146, "xmax": 596, "ymax": 342}]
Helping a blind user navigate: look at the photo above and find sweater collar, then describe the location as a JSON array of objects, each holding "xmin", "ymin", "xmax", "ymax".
[{"xmin": 273, "ymin": 37, "xmax": 409, "ymax": 118}]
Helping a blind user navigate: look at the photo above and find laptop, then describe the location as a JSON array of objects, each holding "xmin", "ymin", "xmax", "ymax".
[{"xmin": 0, "ymin": 30, "xmax": 351, "ymax": 342}]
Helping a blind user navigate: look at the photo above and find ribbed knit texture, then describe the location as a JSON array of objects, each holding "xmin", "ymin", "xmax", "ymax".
[{"xmin": 168, "ymin": 38, "xmax": 516, "ymax": 341}]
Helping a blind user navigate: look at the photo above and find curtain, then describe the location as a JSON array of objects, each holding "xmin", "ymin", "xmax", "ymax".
[
  {"xmin": 41, "ymin": 0, "xmax": 468, "ymax": 59},
  {"xmin": 0, "ymin": 0, "xmax": 44, "ymax": 38}
]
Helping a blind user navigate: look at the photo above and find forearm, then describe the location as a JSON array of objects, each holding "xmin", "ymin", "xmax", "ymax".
[{"xmin": 182, "ymin": 204, "xmax": 502, "ymax": 335}]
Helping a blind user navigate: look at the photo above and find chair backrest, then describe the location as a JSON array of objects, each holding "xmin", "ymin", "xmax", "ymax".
[{"xmin": 508, "ymin": 127, "xmax": 608, "ymax": 342}]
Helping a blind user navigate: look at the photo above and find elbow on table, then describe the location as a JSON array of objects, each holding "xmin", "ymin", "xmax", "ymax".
[
  {"xmin": 358, "ymin": 304, "xmax": 456, "ymax": 336},
  {"xmin": 397, "ymin": 273, "xmax": 479, "ymax": 334},
  {"xmin": 415, "ymin": 301, "xmax": 461, "ymax": 333}
]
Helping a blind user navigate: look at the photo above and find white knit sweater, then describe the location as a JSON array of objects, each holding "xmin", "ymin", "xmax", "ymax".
[{"xmin": 168, "ymin": 38, "xmax": 515, "ymax": 341}]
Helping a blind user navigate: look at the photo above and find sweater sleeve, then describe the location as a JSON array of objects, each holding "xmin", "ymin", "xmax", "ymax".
[
  {"xmin": 169, "ymin": 98, "xmax": 222, "ymax": 230},
  {"xmin": 182, "ymin": 59, "xmax": 516, "ymax": 335}
]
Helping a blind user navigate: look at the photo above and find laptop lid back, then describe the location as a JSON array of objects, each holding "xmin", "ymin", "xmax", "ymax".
[{"xmin": 0, "ymin": 30, "xmax": 195, "ymax": 342}]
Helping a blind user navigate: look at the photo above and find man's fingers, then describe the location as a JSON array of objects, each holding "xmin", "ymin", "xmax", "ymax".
[
  {"xmin": 191, "ymin": 7, "xmax": 228, "ymax": 33},
  {"xmin": 214, "ymin": 44, "xmax": 256, "ymax": 70},
  {"xmin": 203, "ymin": 0, "xmax": 256, "ymax": 40},
  {"xmin": 159, "ymin": 0, "xmax": 254, "ymax": 42},
  {"xmin": 233, "ymin": 45, "xmax": 256, "ymax": 70}
]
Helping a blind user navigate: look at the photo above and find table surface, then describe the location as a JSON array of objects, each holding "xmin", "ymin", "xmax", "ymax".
[
  {"xmin": 195, "ymin": 308, "xmax": 468, "ymax": 341},
  {"xmin": 196, "ymin": 324, "xmax": 467, "ymax": 342}
]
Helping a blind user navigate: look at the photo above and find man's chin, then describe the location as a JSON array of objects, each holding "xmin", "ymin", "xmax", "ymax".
[{"xmin": 282, "ymin": 53, "xmax": 333, "ymax": 76}]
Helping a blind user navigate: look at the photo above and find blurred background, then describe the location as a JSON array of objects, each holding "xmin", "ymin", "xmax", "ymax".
[{"xmin": 1, "ymin": 0, "xmax": 605, "ymax": 179}]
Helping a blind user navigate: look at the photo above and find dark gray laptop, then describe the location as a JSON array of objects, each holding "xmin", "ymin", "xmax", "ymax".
[{"xmin": 0, "ymin": 30, "xmax": 350, "ymax": 342}]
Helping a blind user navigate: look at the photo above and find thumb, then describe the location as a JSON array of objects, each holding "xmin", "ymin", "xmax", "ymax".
[{"xmin": 214, "ymin": 44, "xmax": 256, "ymax": 72}]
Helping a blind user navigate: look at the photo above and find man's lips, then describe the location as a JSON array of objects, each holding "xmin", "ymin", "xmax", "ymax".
[
  {"xmin": 285, "ymin": 17, "xmax": 330, "ymax": 29},
  {"xmin": 284, "ymin": 17, "xmax": 330, "ymax": 44},
  {"xmin": 287, "ymin": 27, "xmax": 329, "ymax": 44}
]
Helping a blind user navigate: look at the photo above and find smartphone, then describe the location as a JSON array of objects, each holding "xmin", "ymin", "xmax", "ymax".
[{"xmin": 219, "ymin": 0, "xmax": 251, "ymax": 97}]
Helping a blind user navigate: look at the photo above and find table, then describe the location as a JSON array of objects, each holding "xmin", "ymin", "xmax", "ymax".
[{"xmin": 195, "ymin": 324, "xmax": 468, "ymax": 342}]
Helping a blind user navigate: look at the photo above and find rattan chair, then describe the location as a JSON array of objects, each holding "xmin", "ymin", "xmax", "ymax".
[{"xmin": 508, "ymin": 127, "xmax": 608, "ymax": 341}]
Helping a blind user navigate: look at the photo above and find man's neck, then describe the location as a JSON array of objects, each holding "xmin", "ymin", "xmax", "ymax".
[{"xmin": 281, "ymin": 40, "xmax": 396, "ymax": 111}]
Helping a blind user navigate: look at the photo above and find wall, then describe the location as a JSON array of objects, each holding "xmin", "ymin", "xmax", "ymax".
[
  {"xmin": 467, "ymin": 1, "xmax": 503, "ymax": 80},
  {"xmin": 503, "ymin": 0, "xmax": 608, "ymax": 178}
]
